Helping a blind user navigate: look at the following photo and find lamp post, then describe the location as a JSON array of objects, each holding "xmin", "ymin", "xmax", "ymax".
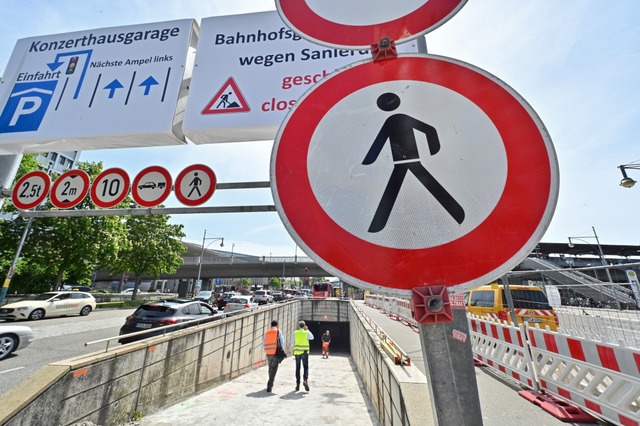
[
  {"xmin": 568, "ymin": 226, "xmax": 619, "ymax": 309},
  {"xmin": 196, "ymin": 230, "xmax": 224, "ymax": 292},
  {"xmin": 231, "ymin": 243, "xmax": 235, "ymax": 265},
  {"xmin": 617, "ymin": 163, "xmax": 640, "ymax": 188}
]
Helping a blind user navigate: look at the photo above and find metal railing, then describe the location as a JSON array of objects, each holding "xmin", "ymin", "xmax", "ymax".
[
  {"xmin": 183, "ymin": 255, "xmax": 314, "ymax": 265},
  {"xmin": 353, "ymin": 302, "xmax": 411, "ymax": 366}
]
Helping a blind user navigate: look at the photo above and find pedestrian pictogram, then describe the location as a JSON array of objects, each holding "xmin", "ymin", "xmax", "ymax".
[
  {"xmin": 363, "ymin": 92, "xmax": 464, "ymax": 232},
  {"xmin": 276, "ymin": 0, "xmax": 467, "ymax": 49},
  {"xmin": 174, "ymin": 164, "xmax": 217, "ymax": 206},
  {"xmin": 91, "ymin": 167, "xmax": 131, "ymax": 209},
  {"xmin": 272, "ymin": 55, "xmax": 558, "ymax": 295},
  {"xmin": 201, "ymin": 77, "xmax": 250, "ymax": 115},
  {"xmin": 50, "ymin": 169, "xmax": 90, "ymax": 209},
  {"xmin": 131, "ymin": 166, "xmax": 173, "ymax": 207},
  {"xmin": 11, "ymin": 170, "xmax": 51, "ymax": 210}
]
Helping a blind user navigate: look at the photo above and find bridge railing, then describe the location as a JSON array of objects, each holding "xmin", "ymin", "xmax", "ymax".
[{"xmin": 182, "ymin": 255, "xmax": 314, "ymax": 265}]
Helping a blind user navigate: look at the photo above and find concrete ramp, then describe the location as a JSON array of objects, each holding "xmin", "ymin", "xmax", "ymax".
[{"xmin": 134, "ymin": 354, "xmax": 377, "ymax": 426}]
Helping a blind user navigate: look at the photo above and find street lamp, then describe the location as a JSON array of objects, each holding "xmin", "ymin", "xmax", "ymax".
[
  {"xmin": 567, "ymin": 226, "xmax": 619, "ymax": 309},
  {"xmin": 196, "ymin": 230, "xmax": 224, "ymax": 292},
  {"xmin": 617, "ymin": 163, "xmax": 640, "ymax": 188}
]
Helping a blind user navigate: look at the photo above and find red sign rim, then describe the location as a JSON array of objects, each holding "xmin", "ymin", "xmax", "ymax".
[
  {"xmin": 50, "ymin": 169, "xmax": 90, "ymax": 209},
  {"xmin": 174, "ymin": 164, "xmax": 217, "ymax": 206},
  {"xmin": 276, "ymin": 0, "xmax": 467, "ymax": 49},
  {"xmin": 272, "ymin": 54, "xmax": 558, "ymax": 294},
  {"xmin": 11, "ymin": 171, "xmax": 51, "ymax": 210},
  {"xmin": 90, "ymin": 168, "xmax": 131, "ymax": 209},
  {"xmin": 131, "ymin": 166, "xmax": 173, "ymax": 208}
]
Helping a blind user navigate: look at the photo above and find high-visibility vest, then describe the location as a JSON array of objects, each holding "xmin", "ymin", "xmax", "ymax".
[
  {"xmin": 294, "ymin": 329, "xmax": 310, "ymax": 355},
  {"xmin": 264, "ymin": 328, "xmax": 278, "ymax": 355}
]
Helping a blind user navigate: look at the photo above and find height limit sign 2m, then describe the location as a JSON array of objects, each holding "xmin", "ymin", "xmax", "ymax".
[{"xmin": 271, "ymin": 55, "xmax": 558, "ymax": 296}]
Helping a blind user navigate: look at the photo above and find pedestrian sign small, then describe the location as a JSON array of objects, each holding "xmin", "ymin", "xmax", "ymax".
[
  {"xmin": 201, "ymin": 77, "xmax": 250, "ymax": 115},
  {"xmin": 174, "ymin": 164, "xmax": 217, "ymax": 206}
]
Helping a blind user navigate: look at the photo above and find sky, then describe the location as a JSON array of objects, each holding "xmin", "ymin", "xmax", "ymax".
[{"xmin": 1, "ymin": 0, "xmax": 639, "ymax": 259}]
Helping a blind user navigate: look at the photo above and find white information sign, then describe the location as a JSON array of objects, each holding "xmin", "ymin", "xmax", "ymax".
[
  {"xmin": 0, "ymin": 20, "xmax": 197, "ymax": 154},
  {"xmin": 183, "ymin": 11, "xmax": 418, "ymax": 144}
]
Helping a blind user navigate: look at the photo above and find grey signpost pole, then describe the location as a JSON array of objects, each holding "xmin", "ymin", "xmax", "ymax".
[
  {"xmin": 413, "ymin": 286, "xmax": 483, "ymax": 426},
  {"xmin": 0, "ymin": 154, "xmax": 22, "ymax": 209}
]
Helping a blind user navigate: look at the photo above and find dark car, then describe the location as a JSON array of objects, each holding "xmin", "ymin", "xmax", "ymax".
[
  {"xmin": 118, "ymin": 299, "xmax": 221, "ymax": 344},
  {"xmin": 216, "ymin": 291, "xmax": 240, "ymax": 310},
  {"xmin": 193, "ymin": 290, "xmax": 215, "ymax": 305},
  {"xmin": 271, "ymin": 291, "xmax": 286, "ymax": 302}
]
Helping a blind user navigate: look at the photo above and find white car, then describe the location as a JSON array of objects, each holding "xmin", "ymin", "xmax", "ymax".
[
  {"xmin": 0, "ymin": 291, "xmax": 97, "ymax": 321},
  {"xmin": 225, "ymin": 296, "xmax": 258, "ymax": 313},
  {"xmin": 253, "ymin": 290, "xmax": 273, "ymax": 305},
  {"xmin": 0, "ymin": 325, "xmax": 34, "ymax": 360}
]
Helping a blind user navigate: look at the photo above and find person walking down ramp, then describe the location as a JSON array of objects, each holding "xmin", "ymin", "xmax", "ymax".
[
  {"xmin": 263, "ymin": 320, "xmax": 284, "ymax": 393},
  {"xmin": 321, "ymin": 330, "xmax": 331, "ymax": 359},
  {"xmin": 293, "ymin": 321, "xmax": 314, "ymax": 391}
]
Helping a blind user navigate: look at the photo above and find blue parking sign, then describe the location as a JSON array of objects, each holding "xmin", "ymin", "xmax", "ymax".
[{"xmin": 0, "ymin": 81, "xmax": 58, "ymax": 133}]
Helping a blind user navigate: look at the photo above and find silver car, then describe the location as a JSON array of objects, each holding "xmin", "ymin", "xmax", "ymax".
[
  {"xmin": 0, "ymin": 325, "xmax": 34, "ymax": 360},
  {"xmin": 225, "ymin": 296, "xmax": 258, "ymax": 313}
]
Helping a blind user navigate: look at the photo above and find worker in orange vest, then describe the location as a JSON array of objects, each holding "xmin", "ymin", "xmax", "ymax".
[{"xmin": 263, "ymin": 319, "xmax": 284, "ymax": 392}]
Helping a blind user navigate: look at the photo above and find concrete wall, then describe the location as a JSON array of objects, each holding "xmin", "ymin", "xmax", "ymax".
[
  {"xmin": 349, "ymin": 303, "xmax": 434, "ymax": 426},
  {"xmin": 0, "ymin": 301, "xmax": 301, "ymax": 426},
  {"xmin": 1, "ymin": 300, "xmax": 431, "ymax": 426}
]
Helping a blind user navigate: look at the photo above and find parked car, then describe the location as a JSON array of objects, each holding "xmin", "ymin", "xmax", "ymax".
[
  {"xmin": 119, "ymin": 299, "xmax": 222, "ymax": 344},
  {"xmin": 225, "ymin": 296, "xmax": 258, "ymax": 313},
  {"xmin": 0, "ymin": 291, "xmax": 96, "ymax": 321},
  {"xmin": 253, "ymin": 290, "xmax": 273, "ymax": 305},
  {"xmin": 0, "ymin": 325, "xmax": 34, "ymax": 360},
  {"xmin": 193, "ymin": 290, "xmax": 215, "ymax": 305},
  {"xmin": 216, "ymin": 291, "xmax": 240, "ymax": 310}
]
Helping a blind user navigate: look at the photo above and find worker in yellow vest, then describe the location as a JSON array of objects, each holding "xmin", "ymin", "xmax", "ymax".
[
  {"xmin": 292, "ymin": 320, "xmax": 314, "ymax": 391},
  {"xmin": 263, "ymin": 320, "xmax": 284, "ymax": 392}
]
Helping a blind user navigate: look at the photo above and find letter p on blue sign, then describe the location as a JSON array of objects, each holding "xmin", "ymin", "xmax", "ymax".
[{"xmin": 0, "ymin": 81, "xmax": 57, "ymax": 133}]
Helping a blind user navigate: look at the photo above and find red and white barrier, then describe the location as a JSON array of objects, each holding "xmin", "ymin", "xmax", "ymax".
[
  {"xmin": 527, "ymin": 327, "xmax": 640, "ymax": 426},
  {"xmin": 364, "ymin": 294, "xmax": 640, "ymax": 425},
  {"xmin": 469, "ymin": 314, "xmax": 536, "ymax": 390}
]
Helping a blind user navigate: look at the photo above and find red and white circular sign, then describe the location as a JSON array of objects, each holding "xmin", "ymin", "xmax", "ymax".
[
  {"xmin": 50, "ymin": 169, "xmax": 90, "ymax": 209},
  {"xmin": 271, "ymin": 54, "xmax": 558, "ymax": 296},
  {"xmin": 11, "ymin": 171, "xmax": 51, "ymax": 210},
  {"xmin": 174, "ymin": 164, "xmax": 217, "ymax": 206},
  {"xmin": 91, "ymin": 168, "xmax": 131, "ymax": 209},
  {"xmin": 131, "ymin": 166, "xmax": 172, "ymax": 207},
  {"xmin": 276, "ymin": 0, "xmax": 467, "ymax": 49}
]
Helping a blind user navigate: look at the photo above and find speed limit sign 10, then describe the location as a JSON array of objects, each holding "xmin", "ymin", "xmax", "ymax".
[{"xmin": 90, "ymin": 168, "xmax": 131, "ymax": 208}]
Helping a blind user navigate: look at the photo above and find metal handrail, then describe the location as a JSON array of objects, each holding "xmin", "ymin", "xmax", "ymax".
[
  {"xmin": 353, "ymin": 302, "xmax": 411, "ymax": 366},
  {"xmin": 84, "ymin": 306, "xmax": 258, "ymax": 351}
]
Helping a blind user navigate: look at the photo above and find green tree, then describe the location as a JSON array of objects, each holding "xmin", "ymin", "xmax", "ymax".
[
  {"xmin": 268, "ymin": 277, "xmax": 281, "ymax": 289},
  {"xmin": 22, "ymin": 161, "xmax": 127, "ymax": 291},
  {"xmin": 114, "ymin": 214, "xmax": 186, "ymax": 299}
]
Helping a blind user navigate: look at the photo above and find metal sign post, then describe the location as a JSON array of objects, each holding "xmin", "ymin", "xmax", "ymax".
[{"xmin": 412, "ymin": 286, "xmax": 483, "ymax": 425}]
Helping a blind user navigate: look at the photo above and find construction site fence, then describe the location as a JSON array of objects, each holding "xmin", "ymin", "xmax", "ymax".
[{"xmin": 364, "ymin": 294, "xmax": 640, "ymax": 426}]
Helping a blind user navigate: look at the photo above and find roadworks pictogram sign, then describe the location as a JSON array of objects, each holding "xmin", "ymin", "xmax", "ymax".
[{"xmin": 202, "ymin": 77, "xmax": 250, "ymax": 114}]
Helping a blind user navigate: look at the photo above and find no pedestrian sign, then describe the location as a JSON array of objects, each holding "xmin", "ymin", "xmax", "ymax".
[
  {"xmin": 174, "ymin": 164, "xmax": 217, "ymax": 206},
  {"xmin": 271, "ymin": 54, "xmax": 558, "ymax": 296},
  {"xmin": 276, "ymin": 0, "xmax": 467, "ymax": 49}
]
